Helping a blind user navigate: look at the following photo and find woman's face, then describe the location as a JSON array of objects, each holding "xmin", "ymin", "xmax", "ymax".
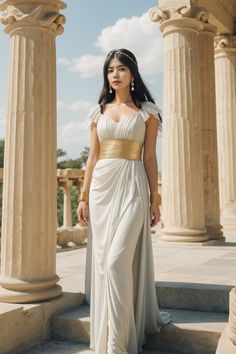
[{"xmin": 107, "ymin": 57, "xmax": 133, "ymax": 92}]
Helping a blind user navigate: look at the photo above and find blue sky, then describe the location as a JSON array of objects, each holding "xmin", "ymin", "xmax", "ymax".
[{"xmin": 0, "ymin": 1, "xmax": 164, "ymax": 168}]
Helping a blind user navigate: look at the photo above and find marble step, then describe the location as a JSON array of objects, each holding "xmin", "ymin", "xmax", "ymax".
[
  {"xmin": 20, "ymin": 340, "xmax": 180, "ymax": 353},
  {"xmin": 51, "ymin": 304, "xmax": 228, "ymax": 354},
  {"xmin": 156, "ymin": 282, "xmax": 232, "ymax": 313}
]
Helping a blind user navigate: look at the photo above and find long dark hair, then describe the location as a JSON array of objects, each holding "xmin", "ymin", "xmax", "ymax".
[{"xmin": 98, "ymin": 48, "xmax": 163, "ymax": 128}]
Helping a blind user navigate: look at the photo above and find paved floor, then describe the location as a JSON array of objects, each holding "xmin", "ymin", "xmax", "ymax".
[
  {"xmin": 21, "ymin": 340, "xmax": 180, "ymax": 354},
  {"xmin": 56, "ymin": 227, "xmax": 236, "ymax": 296}
]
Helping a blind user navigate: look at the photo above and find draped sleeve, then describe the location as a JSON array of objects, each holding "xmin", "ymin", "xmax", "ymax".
[
  {"xmin": 140, "ymin": 101, "xmax": 162, "ymax": 126},
  {"xmin": 88, "ymin": 104, "xmax": 101, "ymax": 128}
]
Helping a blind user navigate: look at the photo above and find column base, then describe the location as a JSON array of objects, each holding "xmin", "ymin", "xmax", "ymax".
[
  {"xmin": 0, "ymin": 275, "xmax": 62, "ymax": 303},
  {"xmin": 0, "ymin": 284, "xmax": 62, "ymax": 303},
  {"xmin": 161, "ymin": 227, "xmax": 208, "ymax": 243},
  {"xmin": 206, "ymin": 224, "xmax": 225, "ymax": 241}
]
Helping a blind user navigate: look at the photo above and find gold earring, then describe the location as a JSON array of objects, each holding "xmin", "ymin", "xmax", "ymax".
[
  {"xmin": 131, "ymin": 80, "xmax": 134, "ymax": 91},
  {"xmin": 109, "ymin": 85, "xmax": 112, "ymax": 94}
]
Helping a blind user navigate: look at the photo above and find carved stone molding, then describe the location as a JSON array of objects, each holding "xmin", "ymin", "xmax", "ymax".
[
  {"xmin": 149, "ymin": 4, "xmax": 209, "ymax": 24},
  {"xmin": 214, "ymin": 35, "xmax": 236, "ymax": 50},
  {"xmin": 0, "ymin": 0, "xmax": 66, "ymax": 9},
  {"xmin": 0, "ymin": 2, "xmax": 66, "ymax": 34}
]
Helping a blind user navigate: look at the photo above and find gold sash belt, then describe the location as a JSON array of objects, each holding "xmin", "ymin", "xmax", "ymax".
[{"xmin": 99, "ymin": 139, "xmax": 143, "ymax": 160}]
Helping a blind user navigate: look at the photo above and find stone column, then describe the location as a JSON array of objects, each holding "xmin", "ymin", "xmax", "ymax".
[
  {"xmin": 198, "ymin": 25, "xmax": 224, "ymax": 241},
  {"xmin": 62, "ymin": 180, "xmax": 73, "ymax": 228},
  {"xmin": 0, "ymin": 0, "xmax": 66, "ymax": 303},
  {"xmin": 214, "ymin": 35, "xmax": 236, "ymax": 229},
  {"xmin": 149, "ymin": 5, "xmax": 208, "ymax": 242}
]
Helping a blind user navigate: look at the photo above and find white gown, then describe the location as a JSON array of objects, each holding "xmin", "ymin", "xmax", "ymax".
[{"xmin": 85, "ymin": 101, "xmax": 171, "ymax": 354}]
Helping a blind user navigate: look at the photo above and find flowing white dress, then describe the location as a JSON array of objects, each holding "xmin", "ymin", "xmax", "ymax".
[{"xmin": 85, "ymin": 101, "xmax": 171, "ymax": 354}]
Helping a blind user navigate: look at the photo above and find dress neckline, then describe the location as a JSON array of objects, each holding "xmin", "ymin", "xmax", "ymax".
[{"xmin": 101, "ymin": 109, "xmax": 142, "ymax": 124}]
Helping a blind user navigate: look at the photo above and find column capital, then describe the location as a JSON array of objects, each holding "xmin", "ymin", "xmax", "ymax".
[
  {"xmin": 0, "ymin": 0, "xmax": 66, "ymax": 35},
  {"xmin": 149, "ymin": 4, "xmax": 209, "ymax": 24},
  {"xmin": 214, "ymin": 35, "xmax": 236, "ymax": 50},
  {"xmin": 62, "ymin": 179, "xmax": 73, "ymax": 190},
  {"xmin": 149, "ymin": 5, "xmax": 210, "ymax": 36}
]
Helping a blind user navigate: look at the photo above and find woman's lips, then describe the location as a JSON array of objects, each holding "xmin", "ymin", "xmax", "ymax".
[{"xmin": 112, "ymin": 81, "xmax": 121, "ymax": 84}]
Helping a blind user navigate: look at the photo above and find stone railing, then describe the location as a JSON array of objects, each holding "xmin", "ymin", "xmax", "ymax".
[{"xmin": 57, "ymin": 168, "xmax": 87, "ymax": 249}]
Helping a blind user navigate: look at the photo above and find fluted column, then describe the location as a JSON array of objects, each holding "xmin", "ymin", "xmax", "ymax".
[
  {"xmin": 62, "ymin": 180, "xmax": 73, "ymax": 228},
  {"xmin": 150, "ymin": 5, "xmax": 208, "ymax": 242},
  {"xmin": 214, "ymin": 35, "xmax": 236, "ymax": 228},
  {"xmin": 198, "ymin": 26, "xmax": 224, "ymax": 241},
  {"xmin": 0, "ymin": 0, "xmax": 66, "ymax": 303}
]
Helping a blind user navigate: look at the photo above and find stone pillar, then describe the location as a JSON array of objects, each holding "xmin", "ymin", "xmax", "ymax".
[
  {"xmin": 150, "ymin": 4, "xmax": 208, "ymax": 242},
  {"xmin": 198, "ymin": 25, "xmax": 224, "ymax": 241},
  {"xmin": 214, "ymin": 35, "xmax": 236, "ymax": 229},
  {"xmin": 0, "ymin": 0, "xmax": 66, "ymax": 303},
  {"xmin": 62, "ymin": 180, "xmax": 73, "ymax": 228}
]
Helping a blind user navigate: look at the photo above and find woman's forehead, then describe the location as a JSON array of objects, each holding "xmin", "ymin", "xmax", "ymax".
[{"xmin": 108, "ymin": 57, "xmax": 125, "ymax": 67}]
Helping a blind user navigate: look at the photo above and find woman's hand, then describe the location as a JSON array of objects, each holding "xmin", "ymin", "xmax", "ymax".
[
  {"xmin": 150, "ymin": 203, "xmax": 161, "ymax": 227},
  {"xmin": 77, "ymin": 201, "xmax": 88, "ymax": 225}
]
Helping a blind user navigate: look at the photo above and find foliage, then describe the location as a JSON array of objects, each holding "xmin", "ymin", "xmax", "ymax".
[
  {"xmin": 57, "ymin": 186, "xmax": 64, "ymax": 227},
  {"xmin": 0, "ymin": 182, "xmax": 2, "ymax": 227},
  {"xmin": 57, "ymin": 158, "xmax": 82, "ymax": 169},
  {"xmin": 57, "ymin": 148, "xmax": 67, "ymax": 159},
  {"xmin": 0, "ymin": 140, "xmax": 4, "ymax": 168},
  {"xmin": 57, "ymin": 147, "xmax": 89, "ymax": 169}
]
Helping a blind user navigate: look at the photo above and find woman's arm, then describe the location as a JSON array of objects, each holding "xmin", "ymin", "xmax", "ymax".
[
  {"xmin": 143, "ymin": 115, "xmax": 160, "ymax": 194},
  {"xmin": 143, "ymin": 115, "xmax": 160, "ymax": 227},
  {"xmin": 77, "ymin": 122, "xmax": 100, "ymax": 224}
]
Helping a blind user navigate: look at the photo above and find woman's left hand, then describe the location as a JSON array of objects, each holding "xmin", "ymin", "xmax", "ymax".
[{"xmin": 150, "ymin": 203, "xmax": 161, "ymax": 227}]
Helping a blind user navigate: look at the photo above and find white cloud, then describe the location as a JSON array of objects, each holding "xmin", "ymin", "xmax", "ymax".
[
  {"xmin": 57, "ymin": 99, "xmax": 93, "ymax": 112},
  {"xmin": 58, "ymin": 11, "xmax": 163, "ymax": 78},
  {"xmin": 70, "ymin": 55, "xmax": 105, "ymax": 78},
  {"xmin": 58, "ymin": 55, "xmax": 105, "ymax": 78},
  {"xmin": 58, "ymin": 119, "xmax": 90, "ymax": 158},
  {"xmin": 57, "ymin": 99, "xmax": 93, "ymax": 156},
  {"xmin": 95, "ymin": 12, "xmax": 163, "ymax": 76},
  {"xmin": 57, "ymin": 57, "xmax": 71, "ymax": 66}
]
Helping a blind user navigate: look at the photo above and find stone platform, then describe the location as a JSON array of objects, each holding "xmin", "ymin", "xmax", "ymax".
[{"xmin": 0, "ymin": 226, "xmax": 235, "ymax": 353}]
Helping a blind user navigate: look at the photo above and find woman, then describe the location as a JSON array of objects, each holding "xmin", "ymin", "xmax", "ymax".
[{"xmin": 77, "ymin": 49, "xmax": 171, "ymax": 354}]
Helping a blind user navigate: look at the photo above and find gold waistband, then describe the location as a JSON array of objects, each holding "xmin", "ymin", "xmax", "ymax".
[{"xmin": 99, "ymin": 139, "xmax": 143, "ymax": 160}]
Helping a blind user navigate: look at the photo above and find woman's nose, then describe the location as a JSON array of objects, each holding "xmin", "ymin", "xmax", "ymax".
[{"xmin": 113, "ymin": 69, "xmax": 119, "ymax": 78}]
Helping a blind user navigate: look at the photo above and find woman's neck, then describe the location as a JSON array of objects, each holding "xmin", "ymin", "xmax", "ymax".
[{"xmin": 113, "ymin": 89, "xmax": 133, "ymax": 104}]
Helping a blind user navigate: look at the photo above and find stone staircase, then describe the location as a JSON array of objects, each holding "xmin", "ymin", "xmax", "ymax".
[{"xmin": 20, "ymin": 282, "xmax": 231, "ymax": 354}]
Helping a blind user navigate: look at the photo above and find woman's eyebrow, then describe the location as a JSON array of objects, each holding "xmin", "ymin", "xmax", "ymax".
[{"xmin": 108, "ymin": 64, "xmax": 126, "ymax": 69}]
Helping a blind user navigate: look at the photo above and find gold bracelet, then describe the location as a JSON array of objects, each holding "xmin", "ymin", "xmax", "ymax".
[
  {"xmin": 78, "ymin": 191, "xmax": 89, "ymax": 204},
  {"xmin": 150, "ymin": 192, "xmax": 161, "ymax": 205}
]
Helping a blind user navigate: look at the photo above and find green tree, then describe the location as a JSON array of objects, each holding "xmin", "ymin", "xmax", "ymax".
[
  {"xmin": 0, "ymin": 139, "xmax": 4, "ymax": 168},
  {"xmin": 57, "ymin": 158, "xmax": 82, "ymax": 169},
  {"xmin": 57, "ymin": 146, "xmax": 90, "ymax": 169},
  {"xmin": 57, "ymin": 148, "xmax": 67, "ymax": 159},
  {"xmin": 0, "ymin": 140, "xmax": 3, "ymax": 226}
]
